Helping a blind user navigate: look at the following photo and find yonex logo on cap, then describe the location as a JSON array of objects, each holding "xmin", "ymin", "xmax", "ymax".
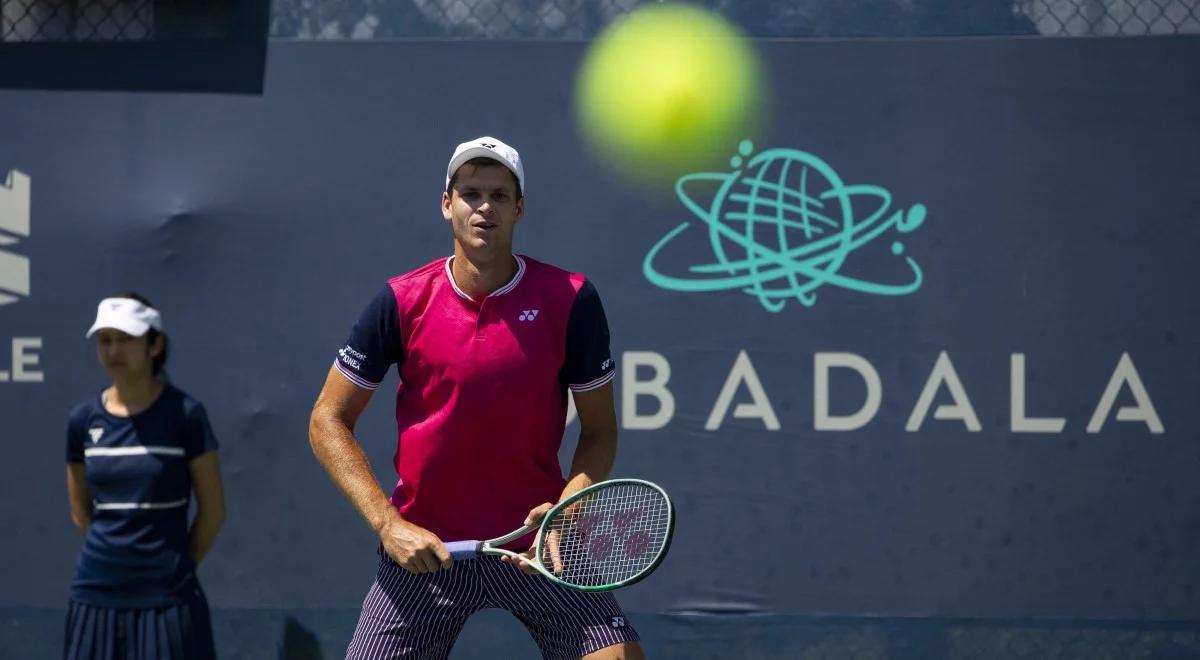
[
  {"xmin": 447, "ymin": 136, "xmax": 526, "ymax": 195},
  {"xmin": 0, "ymin": 169, "xmax": 31, "ymax": 307}
]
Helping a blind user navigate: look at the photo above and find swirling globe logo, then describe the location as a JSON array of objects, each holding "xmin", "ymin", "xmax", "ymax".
[{"xmin": 643, "ymin": 140, "xmax": 927, "ymax": 312}]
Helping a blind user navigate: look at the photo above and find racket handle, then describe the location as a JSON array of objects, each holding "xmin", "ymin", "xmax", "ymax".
[{"xmin": 445, "ymin": 540, "xmax": 481, "ymax": 561}]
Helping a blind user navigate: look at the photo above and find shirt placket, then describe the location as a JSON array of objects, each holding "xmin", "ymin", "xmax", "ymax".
[{"xmin": 474, "ymin": 297, "xmax": 488, "ymax": 341}]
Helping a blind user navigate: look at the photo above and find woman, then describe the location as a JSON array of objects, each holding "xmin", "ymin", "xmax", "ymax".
[{"xmin": 64, "ymin": 293, "xmax": 225, "ymax": 660}]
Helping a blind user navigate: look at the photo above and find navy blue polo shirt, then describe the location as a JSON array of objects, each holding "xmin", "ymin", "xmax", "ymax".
[{"xmin": 65, "ymin": 384, "xmax": 218, "ymax": 607}]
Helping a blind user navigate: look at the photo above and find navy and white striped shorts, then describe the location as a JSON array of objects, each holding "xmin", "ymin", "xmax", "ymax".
[{"xmin": 346, "ymin": 548, "xmax": 639, "ymax": 660}]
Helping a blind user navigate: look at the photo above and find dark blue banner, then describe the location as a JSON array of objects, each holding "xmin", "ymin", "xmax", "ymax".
[{"xmin": 1, "ymin": 36, "xmax": 1198, "ymax": 657}]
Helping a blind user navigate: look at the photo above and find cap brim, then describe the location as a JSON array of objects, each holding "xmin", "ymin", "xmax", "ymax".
[{"xmin": 86, "ymin": 318, "xmax": 151, "ymax": 339}]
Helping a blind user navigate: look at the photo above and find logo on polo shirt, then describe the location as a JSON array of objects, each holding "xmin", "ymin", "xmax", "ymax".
[
  {"xmin": 610, "ymin": 616, "xmax": 626, "ymax": 628},
  {"xmin": 88, "ymin": 428, "xmax": 104, "ymax": 443},
  {"xmin": 518, "ymin": 309, "xmax": 539, "ymax": 321},
  {"xmin": 338, "ymin": 345, "xmax": 365, "ymax": 370}
]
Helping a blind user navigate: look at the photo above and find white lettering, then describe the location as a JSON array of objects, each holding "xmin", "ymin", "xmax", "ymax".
[
  {"xmin": 705, "ymin": 350, "xmax": 780, "ymax": 431},
  {"xmin": 622, "ymin": 351, "xmax": 675, "ymax": 430},
  {"xmin": 1011, "ymin": 353, "xmax": 1066, "ymax": 433},
  {"xmin": 11, "ymin": 337, "xmax": 43, "ymax": 382},
  {"xmin": 906, "ymin": 351, "xmax": 981, "ymax": 432},
  {"xmin": 814, "ymin": 352, "xmax": 881, "ymax": 431},
  {"xmin": 1087, "ymin": 352, "xmax": 1164, "ymax": 434},
  {"xmin": 570, "ymin": 350, "xmax": 1164, "ymax": 436}
]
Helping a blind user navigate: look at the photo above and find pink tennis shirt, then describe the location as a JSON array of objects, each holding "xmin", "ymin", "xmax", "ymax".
[{"xmin": 334, "ymin": 255, "xmax": 615, "ymax": 543}]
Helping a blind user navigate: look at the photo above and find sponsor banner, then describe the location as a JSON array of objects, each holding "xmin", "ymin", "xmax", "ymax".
[{"xmin": 0, "ymin": 39, "xmax": 1197, "ymax": 621}]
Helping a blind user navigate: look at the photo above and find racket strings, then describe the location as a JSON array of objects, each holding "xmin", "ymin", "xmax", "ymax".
[{"xmin": 542, "ymin": 483, "xmax": 671, "ymax": 587}]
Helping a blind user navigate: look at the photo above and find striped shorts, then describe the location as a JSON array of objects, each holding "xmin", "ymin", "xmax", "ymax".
[{"xmin": 346, "ymin": 548, "xmax": 639, "ymax": 660}]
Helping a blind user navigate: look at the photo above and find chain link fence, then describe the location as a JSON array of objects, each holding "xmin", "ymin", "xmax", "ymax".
[
  {"xmin": 3, "ymin": 0, "xmax": 1199, "ymax": 41},
  {"xmin": 1017, "ymin": 0, "xmax": 1200, "ymax": 35},
  {"xmin": 1, "ymin": 0, "xmax": 152, "ymax": 41},
  {"xmin": 265, "ymin": 0, "xmax": 1200, "ymax": 39}
]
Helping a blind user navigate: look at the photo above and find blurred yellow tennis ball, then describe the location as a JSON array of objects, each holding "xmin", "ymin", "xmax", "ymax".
[{"xmin": 575, "ymin": 4, "xmax": 764, "ymax": 188}]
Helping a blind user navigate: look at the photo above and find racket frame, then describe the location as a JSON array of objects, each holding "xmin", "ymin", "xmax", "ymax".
[{"xmin": 447, "ymin": 478, "xmax": 674, "ymax": 592}]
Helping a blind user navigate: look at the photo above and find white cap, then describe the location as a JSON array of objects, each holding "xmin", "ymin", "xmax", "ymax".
[
  {"xmin": 86, "ymin": 298, "xmax": 163, "ymax": 338},
  {"xmin": 445, "ymin": 136, "xmax": 525, "ymax": 194}
]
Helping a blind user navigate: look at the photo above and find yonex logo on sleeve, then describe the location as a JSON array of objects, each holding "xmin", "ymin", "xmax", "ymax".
[
  {"xmin": 518, "ymin": 309, "xmax": 539, "ymax": 321},
  {"xmin": 610, "ymin": 616, "xmax": 626, "ymax": 628},
  {"xmin": 0, "ymin": 169, "xmax": 31, "ymax": 307},
  {"xmin": 88, "ymin": 428, "xmax": 104, "ymax": 444},
  {"xmin": 339, "ymin": 345, "xmax": 365, "ymax": 369}
]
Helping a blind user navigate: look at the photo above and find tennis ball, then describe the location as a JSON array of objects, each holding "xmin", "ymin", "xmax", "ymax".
[{"xmin": 575, "ymin": 4, "xmax": 765, "ymax": 189}]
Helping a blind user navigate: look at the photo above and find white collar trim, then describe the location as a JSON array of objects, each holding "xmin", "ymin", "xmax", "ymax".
[{"xmin": 444, "ymin": 255, "xmax": 526, "ymax": 301}]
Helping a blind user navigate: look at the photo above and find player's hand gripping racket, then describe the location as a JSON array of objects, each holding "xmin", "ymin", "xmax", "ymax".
[{"xmin": 445, "ymin": 479, "xmax": 674, "ymax": 592}]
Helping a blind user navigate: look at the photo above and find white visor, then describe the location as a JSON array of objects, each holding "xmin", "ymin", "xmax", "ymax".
[
  {"xmin": 86, "ymin": 298, "xmax": 163, "ymax": 338},
  {"xmin": 445, "ymin": 136, "xmax": 525, "ymax": 194}
]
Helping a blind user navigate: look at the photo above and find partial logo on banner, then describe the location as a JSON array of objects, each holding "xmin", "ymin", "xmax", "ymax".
[
  {"xmin": 0, "ymin": 169, "xmax": 31, "ymax": 306},
  {"xmin": 643, "ymin": 141, "xmax": 926, "ymax": 312},
  {"xmin": 0, "ymin": 168, "xmax": 42, "ymax": 384}
]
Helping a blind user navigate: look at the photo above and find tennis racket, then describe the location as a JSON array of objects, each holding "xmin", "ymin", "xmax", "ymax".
[{"xmin": 445, "ymin": 478, "xmax": 674, "ymax": 592}]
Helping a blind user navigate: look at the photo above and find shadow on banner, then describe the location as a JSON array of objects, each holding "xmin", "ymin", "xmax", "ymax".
[{"xmin": 0, "ymin": 0, "xmax": 269, "ymax": 93}]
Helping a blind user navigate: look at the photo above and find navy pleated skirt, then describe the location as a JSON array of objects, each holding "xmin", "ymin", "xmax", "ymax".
[{"xmin": 63, "ymin": 585, "xmax": 215, "ymax": 660}]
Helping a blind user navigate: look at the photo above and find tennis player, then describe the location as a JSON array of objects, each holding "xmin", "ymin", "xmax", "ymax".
[
  {"xmin": 64, "ymin": 293, "xmax": 225, "ymax": 660},
  {"xmin": 309, "ymin": 137, "xmax": 643, "ymax": 659}
]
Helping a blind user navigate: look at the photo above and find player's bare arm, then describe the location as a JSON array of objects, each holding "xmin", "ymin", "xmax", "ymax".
[
  {"xmin": 188, "ymin": 451, "xmax": 225, "ymax": 563},
  {"xmin": 65, "ymin": 463, "xmax": 91, "ymax": 534},
  {"xmin": 563, "ymin": 381, "xmax": 619, "ymax": 498},
  {"xmin": 506, "ymin": 381, "xmax": 618, "ymax": 573},
  {"xmin": 309, "ymin": 366, "xmax": 451, "ymax": 573}
]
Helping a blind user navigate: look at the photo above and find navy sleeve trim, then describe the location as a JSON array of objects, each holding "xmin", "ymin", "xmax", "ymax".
[
  {"xmin": 334, "ymin": 359, "xmax": 380, "ymax": 390},
  {"xmin": 336, "ymin": 285, "xmax": 403, "ymax": 389},
  {"xmin": 563, "ymin": 279, "xmax": 615, "ymax": 390},
  {"xmin": 570, "ymin": 369, "xmax": 615, "ymax": 392}
]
